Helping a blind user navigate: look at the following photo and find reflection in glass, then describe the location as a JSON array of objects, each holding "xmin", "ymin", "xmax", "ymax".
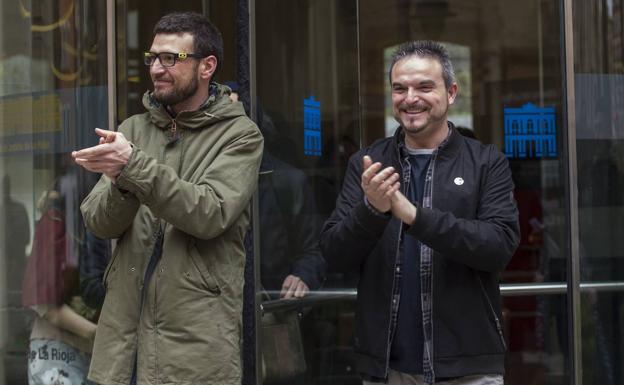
[
  {"xmin": 258, "ymin": 150, "xmax": 327, "ymax": 298},
  {"xmin": 503, "ymin": 294, "xmax": 569, "ymax": 385},
  {"xmin": 255, "ymin": 1, "xmax": 359, "ymax": 383},
  {"xmin": 22, "ymin": 170, "xmax": 98, "ymax": 385},
  {"xmin": 0, "ymin": 1, "xmax": 109, "ymax": 384},
  {"xmin": 580, "ymin": 291, "xmax": 623, "ymax": 385}
]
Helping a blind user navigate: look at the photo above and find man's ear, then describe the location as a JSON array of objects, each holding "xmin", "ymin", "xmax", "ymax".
[
  {"xmin": 447, "ymin": 82, "xmax": 459, "ymax": 105},
  {"xmin": 199, "ymin": 55, "xmax": 218, "ymax": 80}
]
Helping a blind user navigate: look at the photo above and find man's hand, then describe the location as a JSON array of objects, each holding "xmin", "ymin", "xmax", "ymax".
[
  {"xmin": 72, "ymin": 128, "xmax": 133, "ymax": 183},
  {"xmin": 390, "ymin": 190, "xmax": 417, "ymax": 225},
  {"xmin": 280, "ymin": 275, "xmax": 310, "ymax": 299},
  {"xmin": 361, "ymin": 155, "xmax": 401, "ymax": 213}
]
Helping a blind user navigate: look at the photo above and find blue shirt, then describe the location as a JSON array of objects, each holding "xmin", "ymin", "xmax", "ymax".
[{"xmin": 389, "ymin": 148, "xmax": 433, "ymax": 374}]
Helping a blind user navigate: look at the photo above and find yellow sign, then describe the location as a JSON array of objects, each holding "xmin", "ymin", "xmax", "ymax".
[
  {"xmin": 0, "ymin": 93, "xmax": 62, "ymax": 137},
  {"xmin": 0, "ymin": 140, "xmax": 52, "ymax": 155}
]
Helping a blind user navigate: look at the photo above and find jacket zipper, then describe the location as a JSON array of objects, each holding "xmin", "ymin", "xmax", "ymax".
[
  {"xmin": 425, "ymin": 151, "xmax": 437, "ymax": 384},
  {"xmin": 383, "ymin": 154, "xmax": 411, "ymax": 379},
  {"xmin": 477, "ymin": 274, "xmax": 507, "ymax": 350}
]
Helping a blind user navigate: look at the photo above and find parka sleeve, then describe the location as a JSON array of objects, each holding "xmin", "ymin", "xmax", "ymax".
[
  {"xmin": 319, "ymin": 152, "xmax": 392, "ymax": 272},
  {"xmin": 80, "ymin": 122, "xmax": 142, "ymax": 239},
  {"xmin": 406, "ymin": 147, "xmax": 520, "ymax": 272},
  {"xmin": 112, "ymin": 125, "xmax": 263, "ymax": 240},
  {"xmin": 80, "ymin": 171, "xmax": 142, "ymax": 240}
]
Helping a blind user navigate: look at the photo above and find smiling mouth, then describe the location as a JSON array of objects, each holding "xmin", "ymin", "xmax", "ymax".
[
  {"xmin": 403, "ymin": 108, "xmax": 427, "ymax": 114},
  {"xmin": 401, "ymin": 103, "xmax": 428, "ymax": 114}
]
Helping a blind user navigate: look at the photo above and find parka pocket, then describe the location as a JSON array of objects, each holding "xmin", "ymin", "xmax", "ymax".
[
  {"xmin": 103, "ymin": 246, "xmax": 121, "ymax": 289},
  {"xmin": 187, "ymin": 242, "xmax": 222, "ymax": 295}
]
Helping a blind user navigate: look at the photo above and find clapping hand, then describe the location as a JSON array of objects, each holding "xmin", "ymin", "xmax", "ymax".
[{"xmin": 72, "ymin": 128, "xmax": 133, "ymax": 183}]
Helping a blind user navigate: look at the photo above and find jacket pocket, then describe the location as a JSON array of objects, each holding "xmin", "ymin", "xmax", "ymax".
[
  {"xmin": 188, "ymin": 242, "xmax": 222, "ymax": 295},
  {"xmin": 476, "ymin": 274, "xmax": 507, "ymax": 351}
]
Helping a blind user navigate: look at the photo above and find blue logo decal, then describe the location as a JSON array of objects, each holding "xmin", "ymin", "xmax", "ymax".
[
  {"xmin": 504, "ymin": 103, "xmax": 557, "ymax": 159},
  {"xmin": 304, "ymin": 96, "xmax": 321, "ymax": 156}
]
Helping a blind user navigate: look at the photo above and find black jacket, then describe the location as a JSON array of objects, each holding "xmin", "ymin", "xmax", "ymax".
[
  {"xmin": 320, "ymin": 125, "xmax": 520, "ymax": 382},
  {"xmin": 258, "ymin": 153, "xmax": 326, "ymax": 293}
]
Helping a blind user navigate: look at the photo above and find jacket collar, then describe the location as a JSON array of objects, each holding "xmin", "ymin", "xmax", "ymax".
[{"xmin": 393, "ymin": 121, "xmax": 462, "ymax": 160}]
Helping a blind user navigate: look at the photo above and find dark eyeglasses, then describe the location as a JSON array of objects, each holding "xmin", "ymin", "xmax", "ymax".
[{"xmin": 144, "ymin": 52, "xmax": 205, "ymax": 67}]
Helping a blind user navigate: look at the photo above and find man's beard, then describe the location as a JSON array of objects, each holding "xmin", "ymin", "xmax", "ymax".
[
  {"xmin": 397, "ymin": 101, "xmax": 449, "ymax": 134},
  {"xmin": 152, "ymin": 75, "xmax": 199, "ymax": 107}
]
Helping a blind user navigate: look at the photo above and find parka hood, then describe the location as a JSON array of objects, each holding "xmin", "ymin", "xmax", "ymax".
[{"xmin": 142, "ymin": 82, "xmax": 247, "ymax": 130}]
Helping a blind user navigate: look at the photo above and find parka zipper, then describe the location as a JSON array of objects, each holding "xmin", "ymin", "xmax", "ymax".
[
  {"xmin": 134, "ymin": 126, "xmax": 175, "ymax": 384},
  {"xmin": 170, "ymin": 119, "xmax": 179, "ymax": 142},
  {"xmin": 130, "ymin": 222, "xmax": 164, "ymax": 385}
]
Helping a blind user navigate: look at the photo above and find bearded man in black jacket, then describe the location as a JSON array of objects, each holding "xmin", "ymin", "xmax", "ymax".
[{"xmin": 320, "ymin": 41, "xmax": 520, "ymax": 385}]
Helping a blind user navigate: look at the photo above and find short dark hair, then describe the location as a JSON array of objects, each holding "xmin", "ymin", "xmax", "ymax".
[
  {"xmin": 388, "ymin": 40, "xmax": 455, "ymax": 89},
  {"xmin": 153, "ymin": 12, "xmax": 223, "ymax": 76}
]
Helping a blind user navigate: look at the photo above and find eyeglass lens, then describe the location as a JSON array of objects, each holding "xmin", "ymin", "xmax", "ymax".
[{"xmin": 144, "ymin": 53, "xmax": 176, "ymax": 67}]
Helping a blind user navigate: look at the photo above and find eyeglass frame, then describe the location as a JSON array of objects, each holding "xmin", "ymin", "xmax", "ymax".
[{"xmin": 143, "ymin": 51, "xmax": 206, "ymax": 67}]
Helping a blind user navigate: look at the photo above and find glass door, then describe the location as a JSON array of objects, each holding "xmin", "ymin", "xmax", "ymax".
[
  {"xmin": 254, "ymin": 1, "xmax": 361, "ymax": 384},
  {"xmin": 253, "ymin": 0, "xmax": 572, "ymax": 384}
]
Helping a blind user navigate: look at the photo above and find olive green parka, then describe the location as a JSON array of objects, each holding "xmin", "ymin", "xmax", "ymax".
[{"xmin": 81, "ymin": 84, "xmax": 263, "ymax": 385}]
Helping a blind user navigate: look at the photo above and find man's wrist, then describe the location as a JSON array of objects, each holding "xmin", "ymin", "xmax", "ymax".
[
  {"xmin": 122, "ymin": 142, "xmax": 134, "ymax": 164},
  {"xmin": 404, "ymin": 204, "xmax": 417, "ymax": 225},
  {"xmin": 364, "ymin": 197, "xmax": 391, "ymax": 217}
]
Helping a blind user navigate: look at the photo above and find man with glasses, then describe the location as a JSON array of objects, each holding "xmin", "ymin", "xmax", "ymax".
[
  {"xmin": 72, "ymin": 12, "xmax": 263, "ymax": 385},
  {"xmin": 320, "ymin": 41, "xmax": 519, "ymax": 385}
]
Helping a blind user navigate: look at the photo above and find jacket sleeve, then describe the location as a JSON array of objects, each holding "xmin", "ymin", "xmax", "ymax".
[
  {"xmin": 319, "ymin": 152, "xmax": 392, "ymax": 272},
  {"xmin": 407, "ymin": 147, "xmax": 520, "ymax": 272},
  {"xmin": 113, "ymin": 126, "xmax": 263, "ymax": 240}
]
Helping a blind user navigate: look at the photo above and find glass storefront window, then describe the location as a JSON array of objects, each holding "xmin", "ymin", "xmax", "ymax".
[
  {"xmin": 574, "ymin": 0, "xmax": 624, "ymax": 383},
  {"xmin": 0, "ymin": 2, "xmax": 108, "ymax": 384},
  {"xmin": 1, "ymin": 1, "xmax": 623, "ymax": 385}
]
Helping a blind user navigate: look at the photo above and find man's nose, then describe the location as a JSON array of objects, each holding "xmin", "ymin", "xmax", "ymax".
[
  {"xmin": 150, "ymin": 58, "xmax": 166, "ymax": 74},
  {"xmin": 405, "ymin": 88, "xmax": 419, "ymax": 103}
]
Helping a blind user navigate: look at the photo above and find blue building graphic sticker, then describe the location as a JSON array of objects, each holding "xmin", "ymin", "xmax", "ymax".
[
  {"xmin": 504, "ymin": 103, "xmax": 557, "ymax": 159},
  {"xmin": 303, "ymin": 96, "xmax": 321, "ymax": 156}
]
